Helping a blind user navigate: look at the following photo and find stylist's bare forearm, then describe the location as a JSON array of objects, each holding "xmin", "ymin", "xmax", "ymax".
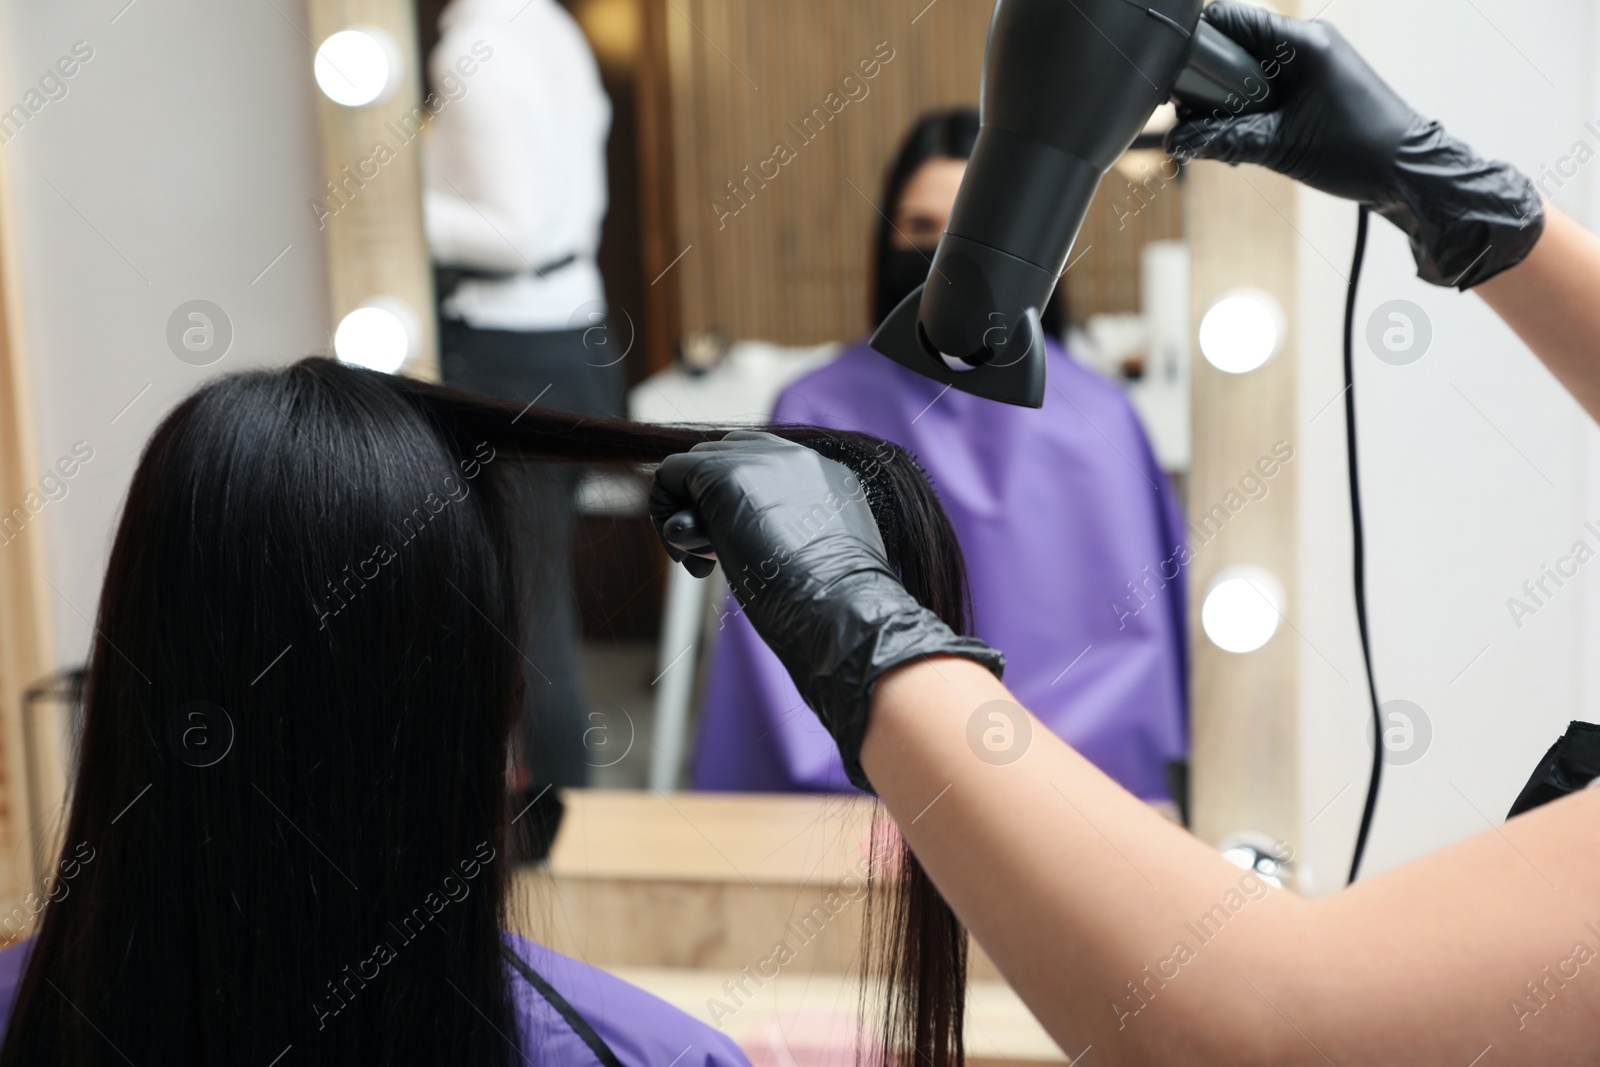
[
  {"xmin": 1477, "ymin": 204, "xmax": 1600, "ymax": 425},
  {"xmin": 861, "ymin": 659, "xmax": 1311, "ymax": 1065}
]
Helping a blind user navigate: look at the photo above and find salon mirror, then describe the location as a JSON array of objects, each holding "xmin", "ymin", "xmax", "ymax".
[{"xmin": 356, "ymin": 0, "xmax": 1198, "ymax": 807}]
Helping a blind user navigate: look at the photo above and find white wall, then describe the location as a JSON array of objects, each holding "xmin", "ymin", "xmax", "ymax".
[
  {"xmin": 1, "ymin": 0, "xmax": 331, "ymax": 666},
  {"xmin": 1293, "ymin": 0, "xmax": 1599, "ymax": 891}
]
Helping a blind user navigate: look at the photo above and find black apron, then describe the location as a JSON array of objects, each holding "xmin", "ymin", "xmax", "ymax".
[{"xmin": 1507, "ymin": 720, "xmax": 1600, "ymax": 818}]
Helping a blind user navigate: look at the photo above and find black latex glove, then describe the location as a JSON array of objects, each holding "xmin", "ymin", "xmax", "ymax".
[
  {"xmin": 649, "ymin": 430, "xmax": 1004, "ymax": 791},
  {"xmin": 1166, "ymin": 1, "xmax": 1544, "ymax": 290}
]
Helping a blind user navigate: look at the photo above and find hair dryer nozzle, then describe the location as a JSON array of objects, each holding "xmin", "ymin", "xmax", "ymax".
[{"xmin": 869, "ymin": 279, "xmax": 1047, "ymax": 408}]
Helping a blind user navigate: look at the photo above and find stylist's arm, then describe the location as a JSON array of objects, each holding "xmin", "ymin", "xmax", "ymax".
[
  {"xmin": 649, "ymin": 432, "xmax": 1306, "ymax": 1061},
  {"xmin": 654, "ymin": 434, "xmax": 1600, "ymax": 1065}
]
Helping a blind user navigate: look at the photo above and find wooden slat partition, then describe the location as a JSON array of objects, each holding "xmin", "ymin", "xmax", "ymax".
[
  {"xmin": 1069, "ymin": 154, "xmax": 1186, "ymax": 316},
  {"xmin": 645, "ymin": 0, "xmax": 996, "ymax": 351}
]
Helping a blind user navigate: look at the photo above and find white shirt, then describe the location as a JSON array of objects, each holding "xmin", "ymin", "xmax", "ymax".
[{"xmin": 424, "ymin": 0, "xmax": 611, "ymax": 331}]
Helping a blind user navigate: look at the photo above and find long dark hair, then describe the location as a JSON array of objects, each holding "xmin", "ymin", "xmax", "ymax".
[
  {"xmin": 0, "ymin": 357, "xmax": 969, "ymax": 1066},
  {"xmin": 874, "ymin": 107, "xmax": 1066, "ymax": 338}
]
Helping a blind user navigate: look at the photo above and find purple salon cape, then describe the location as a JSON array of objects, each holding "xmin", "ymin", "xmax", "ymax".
[
  {"xmin": 692, "ymin": 338, "xmax": 1188, "ymax": 800},
  {"xmin": 0, "ymin": 934, "xmax": 749, "ymax": 1066}
]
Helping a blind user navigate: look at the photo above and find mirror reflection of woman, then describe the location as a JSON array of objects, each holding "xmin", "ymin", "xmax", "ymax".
[{"xmin": 695, "ymin": 110, "xmax": 1190, "ymax": 813}]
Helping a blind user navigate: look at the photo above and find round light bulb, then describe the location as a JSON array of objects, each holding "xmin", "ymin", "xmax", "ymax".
[
  {"xmin": 576, "ymin": 0, "xmax": 643, "ymax": 67},
  {"xmin": 334, "ymin": 302, "xmax": 415, "ymax": 373},
  {"xmin": 1201, "ymin": 566, "xmax": 1285, "ymax": 653},
  {"xmin": 1198, "ymin": 289, "xmax": 1284, "ymax": 374},
  {"xmin": 1217, "ymin": 831, "xmax": 1289, "ymax": 890},
  {"xmin": 314, "ymin": 28, "xmax": 401, "ymax": 107}
]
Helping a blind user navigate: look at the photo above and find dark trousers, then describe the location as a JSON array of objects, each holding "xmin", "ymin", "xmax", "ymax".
[{"xmin": 439, "ymin": 317, "xmax": 624, "ymax": 790}]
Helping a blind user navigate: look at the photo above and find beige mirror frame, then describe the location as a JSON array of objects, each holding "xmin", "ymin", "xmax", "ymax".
[
  {"xmin": 1186, "ymin": 153, "xmax": 1302, "ymax": 868},
  {"xmin": 0, "ymin": 140, "xmax": 61, "ymax": 905},
  {"xmin": 306, "ymin": 0, "xmax": 438, "ymax": 379}
]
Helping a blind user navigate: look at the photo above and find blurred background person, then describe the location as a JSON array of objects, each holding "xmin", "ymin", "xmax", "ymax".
[
  {"xmin": 423, "ymin": 0, "xmax": 620, "ymax": 810},
  {"xmin": 691, "ymin": 109, "xmax": 1189, "ymax": 807}
]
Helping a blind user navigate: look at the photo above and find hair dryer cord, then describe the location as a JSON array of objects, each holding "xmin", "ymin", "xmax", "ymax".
[{"xmin": 1344, "ymin": 204, "xmax": 1381, "ymax": 884}]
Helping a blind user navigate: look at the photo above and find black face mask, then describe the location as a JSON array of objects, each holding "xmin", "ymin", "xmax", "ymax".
[
  {"xmin": 874, "ymin": 245, "xmax": 1066, "ymax": 338},
  {"xmin": 875, "ymin": 246, "xmax": 937, "ymax": 328}
]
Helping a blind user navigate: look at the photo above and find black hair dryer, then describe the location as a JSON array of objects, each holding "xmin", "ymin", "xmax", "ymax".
[{"xmin": 869, "ymin": 0, "xmax": 1277, "ymax": 408}]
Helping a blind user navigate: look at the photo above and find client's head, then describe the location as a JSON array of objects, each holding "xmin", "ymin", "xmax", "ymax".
[
  {"xmin": 1, "ymin": 358, "xmax": 524, "ymax": 1065},
  {"xmin": 874, "ymin": 107, "xmax": 1067, "ymax": 338}
]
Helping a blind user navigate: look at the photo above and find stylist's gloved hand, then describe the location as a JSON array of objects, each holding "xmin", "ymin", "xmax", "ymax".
[
  {"xmin": 649, "ymin": 430, "xmax": 1004, "ymax": 791},
  {"xmin": 1167, "ymin": 1, "xmax": 1543, "ymax": 289}
]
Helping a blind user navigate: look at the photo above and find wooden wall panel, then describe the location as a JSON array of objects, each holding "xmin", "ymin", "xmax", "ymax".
[
  {"xmin": 1066, "ymin": 156, "xmax": 1186, "ymax": 318},
  {"xmin": 648, "ymin": 0, "xmax": 996, "ymax": 348},
  {"xmin": 636, "ymin": 0, "xmax": 684, "ymax": 373}
]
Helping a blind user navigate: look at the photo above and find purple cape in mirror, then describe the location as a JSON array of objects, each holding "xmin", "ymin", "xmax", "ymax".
[{"xmin": 692, "ymin": 339, "xmax": 1189, "ymax": 800}]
